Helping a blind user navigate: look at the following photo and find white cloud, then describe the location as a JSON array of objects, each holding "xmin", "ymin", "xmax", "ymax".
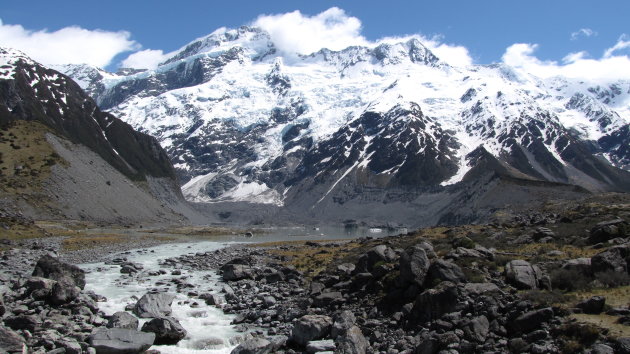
[
  {"xmin": 253, "ymin": 7, "xmax": 368, "ymax": 55},
  {"xmin": 251, "ymin": 8, "xmax": 473, "ymax": 66},
  {"xmin": 121, "ymin": 49, "xmax": 168, "ymax": 69},
  {"xmin": 502, "ymin": 39, "xmax": 630, "ymax": 82},
  {"xmin": 570, "ymin": 28, "xmax": 597, "ymax": 41},
  {"xmin": 603, "ymin": 34, "xmax": 630, "ymax": 58},
  {"xmin": 0, "ymin": 20, "xmax": 139, "ymax": 68}
]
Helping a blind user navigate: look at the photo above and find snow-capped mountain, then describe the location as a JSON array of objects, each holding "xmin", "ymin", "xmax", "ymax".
[{"xmin": 58, "ymin": 26, "xmax": 630, "ymax": 223}]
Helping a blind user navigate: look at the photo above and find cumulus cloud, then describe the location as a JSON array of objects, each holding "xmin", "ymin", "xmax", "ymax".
[
  {"xmin": 502, "ymin": 38, "xmax": 630, "ymax": 82},
  {"xmin": 570, "ymin": 28, "xmax": 597, "ymax": 41},
  {"xmin": 0, "ymin": 20, "xmax": 139, "ymax": 67},
  {"xmin": 253, "ymin": 7, "xmax": 368, "ymax": 55},
  {"xmin": 252, "ymin": 8, "xmax": 473, "ymax": 66},
  {"xmin": 121, "ymin": 49, "xmax": 169, "ymax": 69}
]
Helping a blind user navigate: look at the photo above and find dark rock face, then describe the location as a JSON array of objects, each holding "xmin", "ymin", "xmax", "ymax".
[
  {"xmin": 107, "ymin": 312, "xmax": 140, "ymax": 330},
  {"xmin": 32, "ymin": 255, "xmax": 86, "ymax": 289},
  {"xmin": 141, "ymin": 317, "xmax": 187, "ymax": 345},
  {"xmin": 133, "ymin": 293, "xmax": 175, "ymax": 318},
  {"xmin": 290, "ymin": 315, "xmax": 333, "ymax": 347},
  {"xmin": 89, "ymin": 328, "xmax": 155, "ymax": 354},
  {"xmin": 0, "ymin": 49, "xmax": 178, "ymax": 182},
  {"xmin": 589, "ymin": 219, "xmax": 628, "ymax": 244}
]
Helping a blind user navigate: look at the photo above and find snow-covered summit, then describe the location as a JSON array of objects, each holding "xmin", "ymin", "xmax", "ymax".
[{"xmin": 57, "ymin": 27, "xmax": 630, "ymax": 208}]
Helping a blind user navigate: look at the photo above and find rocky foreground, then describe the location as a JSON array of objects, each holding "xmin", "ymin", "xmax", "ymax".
[{"xmin": 1, "ymin": 194, "xmax": 630, "ymax": 353}]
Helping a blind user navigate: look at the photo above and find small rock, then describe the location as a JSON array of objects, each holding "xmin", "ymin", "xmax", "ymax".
[
  {"xmin": 231, "ymin": 338, "xmax": 273, "ymax": 354},
  {"xmin": 577, "ymin": 296, "xmax": 606, "ymax": 314},
  {"xmin": 306, "ymin": 339, "xmax": 335, "ymax": 353}
]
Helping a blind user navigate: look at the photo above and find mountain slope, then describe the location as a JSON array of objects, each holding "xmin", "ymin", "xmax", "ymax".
[
  {"xmin": 0, "ymin": 48, "xmax": 204, "ymax": 225},
  {"xmin": 58, "ymin": 27, "xmax": 630, "ymax": 225}
]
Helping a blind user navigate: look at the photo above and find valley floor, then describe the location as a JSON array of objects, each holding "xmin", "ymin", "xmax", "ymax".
[{"xmin": 1, "ymin": 193, "xmax": 629, "ymax": 353}]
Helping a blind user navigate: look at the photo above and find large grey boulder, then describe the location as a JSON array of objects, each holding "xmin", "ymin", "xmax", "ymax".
[
  {"xmin": 49, "ymin": 278, "xmax": 81, "ymax": 305},
  {"xmin": 133, "ymin": 293, "xmax": 175, "ymax": 318},
  {"xmin": 141, "ymin": 317, "xmax": 187, "ymax": 345},
  {"xmin": 32, "ymin": 254, "xmax": 86, "ymax": 289},
  {"xmin": 0, "ymin": 326, "xmax": 26, "ymax": 353},
  {"xmin": 331, "ymin": 310, "xmax": 356, "ymax": 339},
  {"xmin": 290, "ymin": 315, "xmax": 333, "ymax": 347},
  {"xmin": 504, "ymin": 260, "xmax": 541, "ymax": 289},
  {"xmin": 591, "ymin": 245, "xmax": 630, "ymax": 274},
  {"xmin": 89, "ymin": 328, "xmax": 155, "ymax": 354},
  {"xmin": 107, "ymin": 312, "xmax": 139, "ymax": 330},
  {"xmin": 221, "ymin": 264, "xmax": 254, "ymax": 281},
  {"xmin": 399, "ymin": 245, "xmax": 430, "ymax": 287},
  {"xmin": 426, "ymin": 259, "xmax": 467, "ymax": 286},
  {"xmin": 230, "ymin": 338, "xmax": 274, "ymax": 354}
]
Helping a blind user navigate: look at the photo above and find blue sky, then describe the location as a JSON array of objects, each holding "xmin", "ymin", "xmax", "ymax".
[{"xmin": 1, "ymin": 0, "xmax": 629, "ymax": 75}]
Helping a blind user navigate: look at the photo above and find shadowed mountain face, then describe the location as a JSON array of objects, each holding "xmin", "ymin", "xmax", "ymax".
[
  {"xmin": 0, "ymin": 48, "xmax": 205, "ymax": 225},
  {"xmin": 0, "ymin": 48, "xmax": 177, "ymax": 182},
  {"xmin": 51, "ymin": 27, "xmax": 630, "ymax": 225}
]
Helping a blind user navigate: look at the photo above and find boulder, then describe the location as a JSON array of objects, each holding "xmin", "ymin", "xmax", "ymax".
[
  {"xmin": 32, "ymin": 254, "xmax": 86, "ymax": 289},
  {"xmin": 141, "ymin": 317, "xmax": 187, "ymax": 345},
  {"xmin": 616, "ymin": 337, "xmax": 630, "ymax": 354},
  {"xmin": 463, "ymin": 282, "xmax": 502, "ymax": 296},
  {"xmin": 410, "ymin": 281, "xmax": 462, "ymax": 324},
  {"xmin": 589, "ymin": 219, "xmax": 627, "ymax": 244},
  {"xmin": 107, "ymin": 312, "xmax": 139, "ymax": 330},
  {"xmin": 589, "ymin": 343, "xmax": 615, "ymax": 354},
  {"xmin": 561, "ymin": 258, "xmax": 592, "ymax": 276},
  {"xmin": 221, "ymin": 264, "xmax": 254, "ymax": 281},
  {"xmin": 49, "ymin": 278, "xmax": 81, "ymax": 305},
  {"xmin": 331, "ymin": 310, "xmax": 356, "ymax": 338},
  {"xmin": 335, "ymin": 326, "xmax": 368, "ymax": 354},
  {"xmin": 313, "ymin": 292, "xmax": 343, "ymax": 307},
  {"xmin": 591, "ymin": 245, "xmax": 630, "ymax": 274},
  {"xmin": 4, "ymin": 314, "xmax": 40, "ymax": 332},
  {"xmin": 355, "ymin": 245, "xmax": 397, "ymax": 273},
  {"xmin": 231, "ymin": 338, "xmax": 273, "ymax": 354},
  {"xmin": 533, "ymin": 227, "xmax": 555, "ymax": 241},
  {"xmin": 24, "ymin": 276, "xmax": 56, "ymax": 295},
  {"xmin": 508, "ymin": 307, "xmax": 554, "ymax": 334},
  {"xmin": 306, "ymin": 339, "xmax": 335, "ymax": 353},
  {"xmin": 0, "ymin": 326, "xmax": 26, "ymax": 353},
  {"xmin": 425, "ymin": 259, "xmax": 467, "ymax": 286},
  {"xmin": 462, "ymin": 315, "xmax": 489, "ymax": 342},
  {"xmin": 577, "ymin": 296, "xmax": 606, "ymax": 314},
  {"xmin": 133, "ymin": 293, "xmax": 175, "ymax": 318},
  {"xmin": 399, "ymin": 245, "xmax": 430, "ymax": 287},
  {"xmin": 290, "ymin": 315, "xmax": 333, "ymax": 346},
  {"xmin": 504, "ymin": 260, "xmax": 541, "ymax": 289},
  {"xmin": 89, "ymin": 328, "xmax": 155, "ymax": 354}
]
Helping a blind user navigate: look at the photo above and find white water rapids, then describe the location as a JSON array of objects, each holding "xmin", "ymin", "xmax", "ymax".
[
  {"xmin": 78, "ymin": 226, "xmax": 404, "ymax": 353},
  {"xmin": 80, "ymin": 241, "xmax": 240, "ymax": 353}
]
